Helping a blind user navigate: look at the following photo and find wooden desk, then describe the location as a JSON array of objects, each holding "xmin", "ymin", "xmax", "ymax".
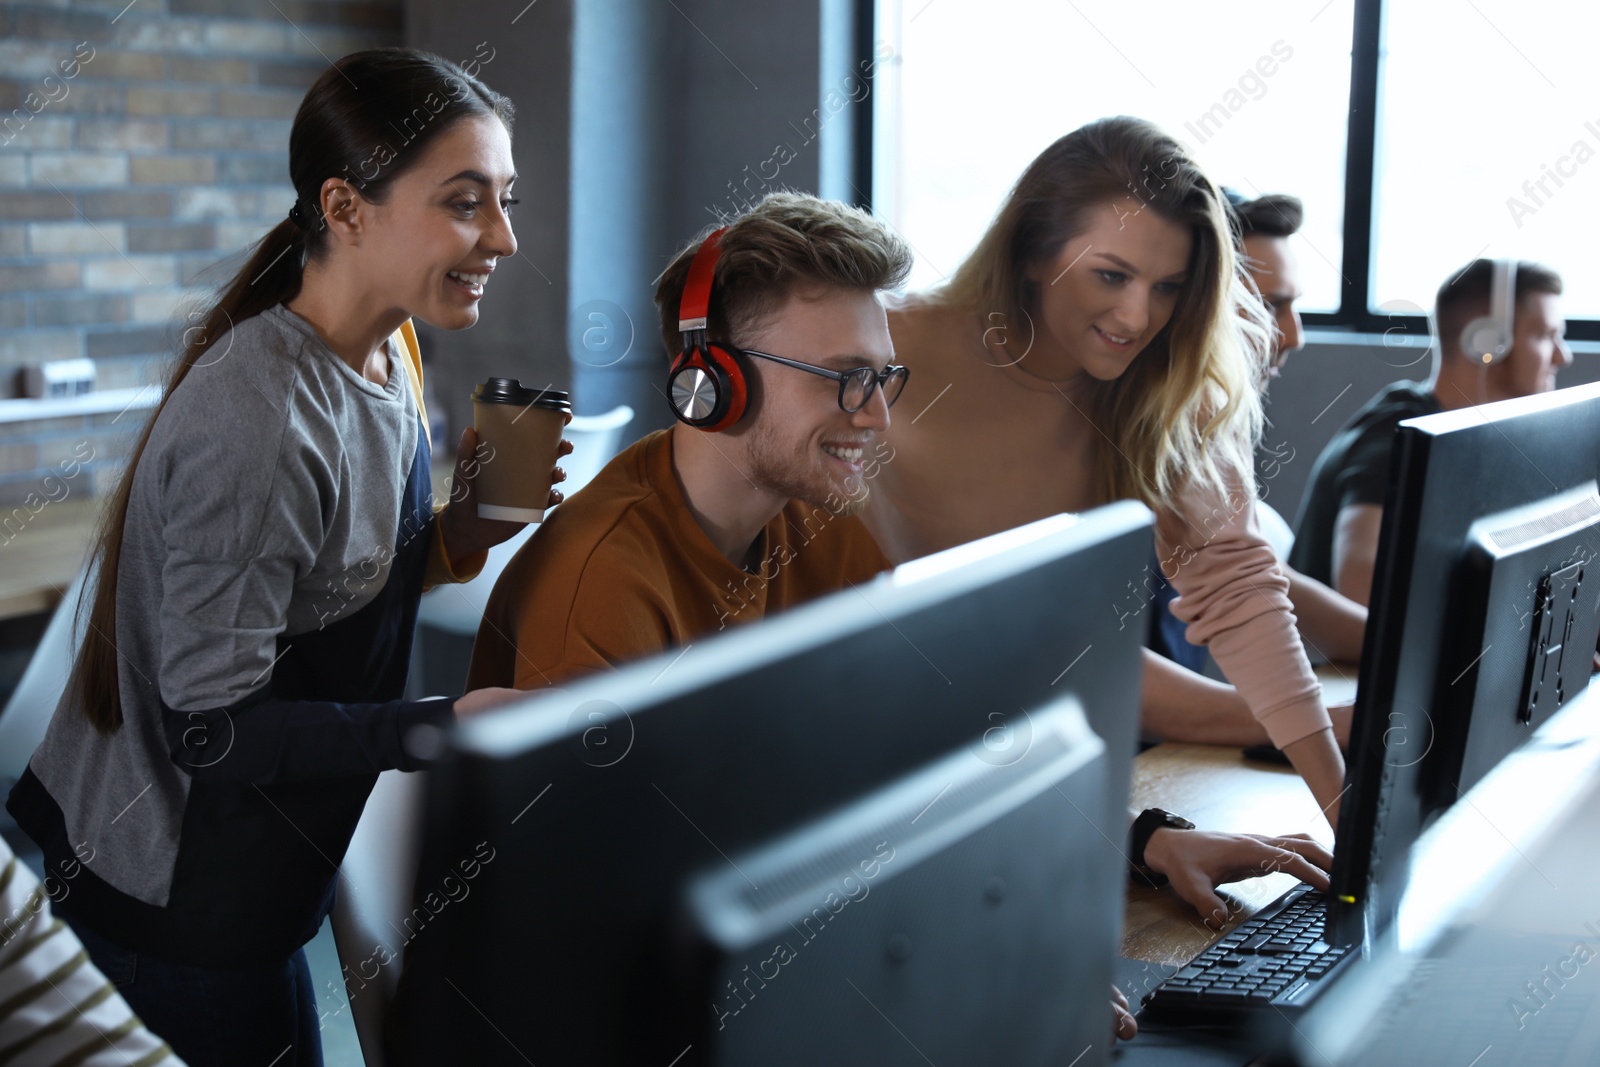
[
  {"xmin": 0, "ymin": 495, "xmax": 101, "ymax": 622},
  {"xmin": 1126, "ymin": 662, "xmax": 1350, "ymax": 966},
  {"xmin": 1122, "ymin": 664, "xmax": 1351, "ymax": 967},
  {"xmin": 1121, "ymin": 744, "xmax": 1333, "ymax": 966}
]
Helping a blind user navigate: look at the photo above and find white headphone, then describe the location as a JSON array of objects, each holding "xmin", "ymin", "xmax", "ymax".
[{"xmin": 1459, "ymin": 258, "xmax": 1518, "ymax": 365}]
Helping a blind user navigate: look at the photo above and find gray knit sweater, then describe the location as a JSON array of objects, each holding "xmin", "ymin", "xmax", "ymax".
[{"xmin": 10, "ymin": 304, "xmax": 455, "ymax": 966}]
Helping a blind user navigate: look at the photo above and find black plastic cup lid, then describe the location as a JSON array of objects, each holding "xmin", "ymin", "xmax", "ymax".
[{"xmin": 473, "ymin": 378, "xmax": 571, "ymax": 410}]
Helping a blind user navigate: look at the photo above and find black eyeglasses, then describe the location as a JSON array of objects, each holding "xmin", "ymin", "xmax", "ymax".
[{"xmin": 740, "ymin": 349, "xmax": 910, "ymax": 413}]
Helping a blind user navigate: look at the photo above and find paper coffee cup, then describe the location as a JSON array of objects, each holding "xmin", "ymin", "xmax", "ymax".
[{"xmin": 471, "ymin": 378, "xmax": 572, "ymax": 523}]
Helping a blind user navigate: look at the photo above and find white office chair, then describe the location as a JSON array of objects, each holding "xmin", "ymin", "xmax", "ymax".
[
  {"xmin": 330, "ymin": 767, "xmax": 430, "ymax": 1067},
  {"xmin": 559, "ymin": 404, "xmax": 637, "ymax": 486},
  {"xmin": 1255, "ymin": 499, "xmax": 1295, "ymax": 562},
  {"xmin": 0, "ymin": 567, "xmax": 91, "ymax": 790},
  {"xmin": 414, "ymin": 403, "xmax": 636, "ymax": 638}
]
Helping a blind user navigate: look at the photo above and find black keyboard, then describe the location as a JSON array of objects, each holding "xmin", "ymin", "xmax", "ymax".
[{"xmin": 1141, "ymin": 885, "xmax": 1353, "ymax": 1016}]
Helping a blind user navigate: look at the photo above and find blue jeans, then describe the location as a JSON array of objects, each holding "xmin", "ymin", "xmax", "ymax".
[{"xmin": 61, "ymin": 910, "xmax": 324, "ymax": 1067}]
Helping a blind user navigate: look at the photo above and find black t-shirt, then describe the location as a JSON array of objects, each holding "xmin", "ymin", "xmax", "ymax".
[{"xmin": 1288, "ymin": 380, "xmax": 1442, "ymax": 585}]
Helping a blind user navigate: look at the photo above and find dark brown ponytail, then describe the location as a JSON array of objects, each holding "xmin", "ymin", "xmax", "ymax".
[{"xmin": 70, "ymin": 48, "xmax": 513, "ymax": 732}]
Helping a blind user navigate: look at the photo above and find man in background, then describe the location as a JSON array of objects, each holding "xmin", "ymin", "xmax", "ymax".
[
  {"xmin": 1290, "ymin": 259, "xmax": 1569, "ymax": 604},
  {"xmin": 1233, "ymin": 190, "xmax": 1307, "ymax": 380}
]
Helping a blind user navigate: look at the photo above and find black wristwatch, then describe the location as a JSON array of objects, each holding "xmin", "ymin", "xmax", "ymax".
[{"xmin": 1129, "ymin": 807, "xmax": 1195, "ymax": 887}]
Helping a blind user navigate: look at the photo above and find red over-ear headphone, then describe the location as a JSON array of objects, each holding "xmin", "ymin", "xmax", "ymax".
[{"xmin": 667, "ymin": 227, "xmax": 748, "ymax": 431}]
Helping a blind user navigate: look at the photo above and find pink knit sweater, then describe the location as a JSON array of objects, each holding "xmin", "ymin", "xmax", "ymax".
[{"xmin": 862, "ymin": 298, "xmax": 1330, "ymax": 749}]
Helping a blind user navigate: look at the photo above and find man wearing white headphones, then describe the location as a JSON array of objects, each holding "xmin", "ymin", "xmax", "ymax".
[{"xmin": 1289, "ymin": 258, "xmax": 1570, "ymax": 605}]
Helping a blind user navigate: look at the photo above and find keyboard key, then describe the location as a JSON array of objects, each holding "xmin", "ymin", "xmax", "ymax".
[
  {"xmin": 1205, "ymin": 989, "xmax": 1251, "ymax": 1002},
  {"xmin": 1144, "ymin": 888, "xmax": 1343, "ymax": 1016}
]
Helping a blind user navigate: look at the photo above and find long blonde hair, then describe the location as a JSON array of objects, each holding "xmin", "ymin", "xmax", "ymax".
[{"xmin": 936, "ymin": 116, "xmax": 1272, "ymax": 510}]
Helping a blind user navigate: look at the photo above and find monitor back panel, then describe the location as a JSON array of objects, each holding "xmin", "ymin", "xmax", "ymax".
[{"xmin": 399, "ymin": 506, "xmax": 1154, "ymax": 1064}]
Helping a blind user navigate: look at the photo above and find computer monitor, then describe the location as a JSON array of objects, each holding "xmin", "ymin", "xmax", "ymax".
[
  {"xmin": 1298, "ymin": 680, "xmax": 1600, "ymax": 1065},
  {"xmin": 1328, "ymin": 381, "xmax": 1600, "ymax": 947},
  {"xmin": 391, "ymin": 502, "xmax": 1155, "ymax": 1066}
]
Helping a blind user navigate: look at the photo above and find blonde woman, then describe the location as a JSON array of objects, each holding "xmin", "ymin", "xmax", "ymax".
[{"xmin": 864, "ymin": 117, "xmax": 1346, "ymax": 826}]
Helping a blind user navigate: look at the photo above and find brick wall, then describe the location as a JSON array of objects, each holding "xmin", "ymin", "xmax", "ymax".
[{"xmin": 0, "ymin": 0, "xmax": 401, "ymax": 506}]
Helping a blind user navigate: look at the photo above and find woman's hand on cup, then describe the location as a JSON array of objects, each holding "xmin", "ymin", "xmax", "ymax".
[
  {"xmin": 545, "ymin": 409, "xmax": 575, "ymax": 508},
  {"xmin": 454, "ymin": 687, "xmax": 527, "ymax": 717},
  {"xmin": 439, "ymin": 426, "xmax": 572, "ymax": 561},
  {"xmin": 547, "ymin": 433, "xmax": 574, "ymax": 508}
]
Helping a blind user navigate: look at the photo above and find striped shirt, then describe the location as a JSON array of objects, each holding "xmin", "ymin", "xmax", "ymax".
[{"xmin": 0, "ymin": 839, "xmax": 186, "ymax": 1066}]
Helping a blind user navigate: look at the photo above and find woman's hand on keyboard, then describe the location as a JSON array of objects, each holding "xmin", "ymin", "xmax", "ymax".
[
  {"xmin": 1111, "ymin": 983, "xmax": 1137, "ymax": 1041},
  {"xmin": 1143, "ymin": 829, "xmax": 1333, "ymax": 930}
]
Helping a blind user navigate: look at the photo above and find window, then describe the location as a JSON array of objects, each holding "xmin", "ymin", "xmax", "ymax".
[
  {"xmin": 1373, "ymin": 1, "xmax": 1600, "ymax": 322},
  {"xmin": 869, "ymin": 0, "xmax": 1599, "ymax": 338},
  {"xmin": 872, "ymin": 0, "xmax": 1356, "ymax": 311}
]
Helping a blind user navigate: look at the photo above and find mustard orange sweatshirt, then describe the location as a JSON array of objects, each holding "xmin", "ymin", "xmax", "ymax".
[{"xmin": 468, "ymin": 428, "xmax": 891, "ymax": 690}]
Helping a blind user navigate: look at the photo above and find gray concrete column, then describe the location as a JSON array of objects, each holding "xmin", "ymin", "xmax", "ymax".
[
  {"xmin": 404, "ymin": 0, "xmax": 574, "ymax": 441},
  {"xmin": 569, "ymin": 0, "xmax": 826, "ymax": 430}
]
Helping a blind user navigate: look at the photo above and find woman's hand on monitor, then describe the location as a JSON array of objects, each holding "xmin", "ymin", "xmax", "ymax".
[{"xmin": 1143, "ymin": 828, "xmax": 1333, "ymax": 930}]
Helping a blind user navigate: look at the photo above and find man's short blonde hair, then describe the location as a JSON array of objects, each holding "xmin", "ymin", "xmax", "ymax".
[{"xmin": 654, "ymin": 192, "xmax": 913, "ymax": 359}]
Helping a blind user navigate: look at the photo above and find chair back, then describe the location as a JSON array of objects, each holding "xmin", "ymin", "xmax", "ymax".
[
  {"xmin": 330, "ymin": 767, "xmax": 430, "ymax": 1067},
  {"xmin": 0, "ymin": 567, "xmax": 91, "ymax": 789}
]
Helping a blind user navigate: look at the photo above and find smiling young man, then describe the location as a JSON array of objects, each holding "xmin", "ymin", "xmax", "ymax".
[{"xmin": 466, "ymin": 193, "xmax": 903, "ymax": 689}]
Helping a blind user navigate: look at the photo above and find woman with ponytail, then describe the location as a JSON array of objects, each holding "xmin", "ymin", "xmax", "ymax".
[{"xmin": 7, "ymin": 48, "xmax": 554, "ymax": 1065}]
